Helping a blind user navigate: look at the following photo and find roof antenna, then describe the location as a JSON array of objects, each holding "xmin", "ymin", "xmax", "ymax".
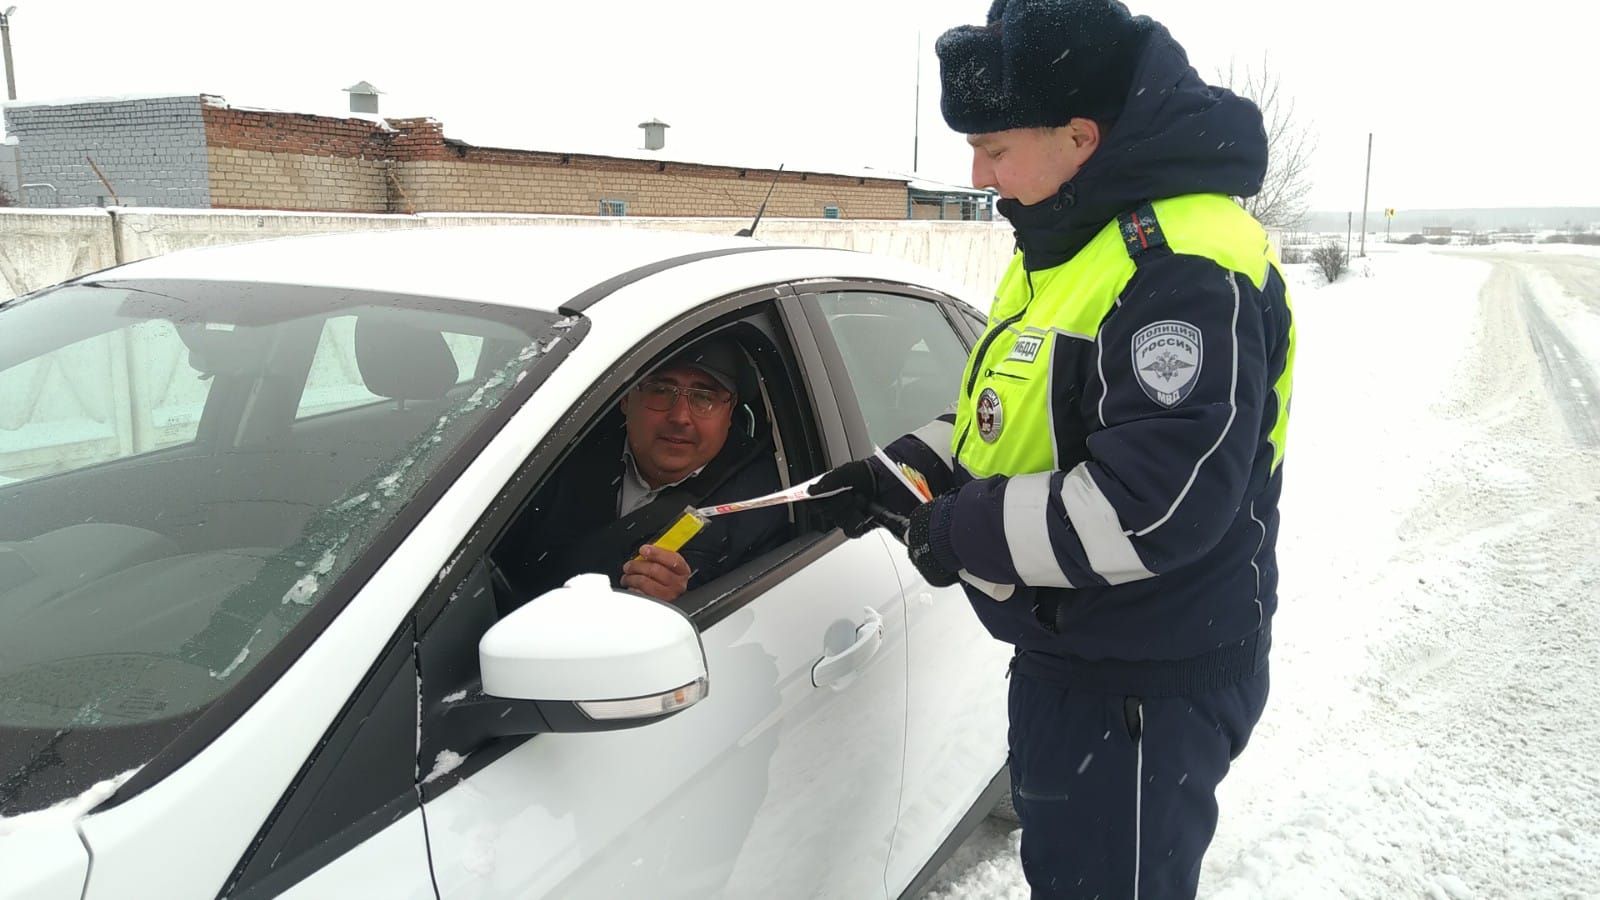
[{"xmin": 736, "ymin": 164, "xmax": 784, "ymax": 237}]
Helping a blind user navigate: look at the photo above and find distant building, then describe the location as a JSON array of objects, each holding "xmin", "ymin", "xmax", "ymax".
[
  {"xmin": 907, "ymin": 178, "xmax": 996, "ymax": 221},
  {"xmin": 1, "ymin": 94, "xmax": 916, "ymax": 219},
  {"xmin": 0, "ymin": 137, "xmax": 18, "ymax": 203}
]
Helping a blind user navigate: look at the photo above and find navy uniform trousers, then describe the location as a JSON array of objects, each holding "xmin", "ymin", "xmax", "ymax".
[{"xmin": 1007, "ymin": 666, "xmax": 1270, "ymax": 899}]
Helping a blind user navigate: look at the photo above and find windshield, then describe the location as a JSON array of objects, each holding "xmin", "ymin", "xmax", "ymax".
[{"xmin": 0, "ymin": 280, "xmax": 575, "ymax": 815}]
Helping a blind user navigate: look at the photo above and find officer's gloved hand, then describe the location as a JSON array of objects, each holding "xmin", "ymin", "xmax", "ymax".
[
  {"xmin": 807, "ymin": 459, "xmax": 881, "ymax": 538},
  {"xmin": 906, "ymin": 499, "xmax": 960, "ymax": 587}
]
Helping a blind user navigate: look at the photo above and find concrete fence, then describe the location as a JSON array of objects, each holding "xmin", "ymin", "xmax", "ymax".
[
  {"xmin": 0, "ymin": 208, "xmax": 1015, "ymax": 302},
  {"xmin": 0, "ymin": 209, "xmax": 1014, "ymax": 484}
]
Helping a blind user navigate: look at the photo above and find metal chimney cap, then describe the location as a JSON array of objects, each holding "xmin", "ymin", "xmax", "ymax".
[
  {"xmin": 344, "ymin": 81, "xmax": 383, "ymax": 95},
  {"xmin": 637, "ymin": 118, "xmax": 671, "ymax": 129}
]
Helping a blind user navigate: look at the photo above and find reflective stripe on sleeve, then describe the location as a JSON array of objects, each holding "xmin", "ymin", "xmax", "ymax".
[
  {"xmin": 908, "ymin": 418, "xmax": 956, "ymax": 472},
  {"xmin": 1060, "ymin": 464, "xmax": 1155, "ymax": 585},
  {"xmin": 1002, "ymin": 472, "xmax": 1076, "ymax": 588}
]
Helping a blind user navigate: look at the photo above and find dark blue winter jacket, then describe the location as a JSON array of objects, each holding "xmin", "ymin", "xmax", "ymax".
[{"xmin": 882, "ymin": 22, "xmax": 1293, "ymax": 694}]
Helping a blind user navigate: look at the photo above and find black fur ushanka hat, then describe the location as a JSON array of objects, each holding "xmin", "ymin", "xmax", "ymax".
[{"xmin": 937, "ymin": 0, "xmax": 1153, "ymax": 134}]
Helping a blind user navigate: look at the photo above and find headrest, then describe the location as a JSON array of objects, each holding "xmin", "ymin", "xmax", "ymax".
[{"xmin": 354, "ymin": 317, "xmax": 457, "ymax": 402}]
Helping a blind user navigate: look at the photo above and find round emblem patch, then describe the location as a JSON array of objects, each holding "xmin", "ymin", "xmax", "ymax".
[
  {"xmin": 976, "ymin": 388, "xmax": 1004, "ymax": 443},
  {"xmin": 1133, "ymin": 319, "xmax": 1203, "ymax": 408}
]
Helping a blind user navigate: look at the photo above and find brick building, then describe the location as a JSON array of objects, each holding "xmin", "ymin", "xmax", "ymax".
[{"xmin": 1, "ymin": 94, "xmax": 995, "ymax": 220}]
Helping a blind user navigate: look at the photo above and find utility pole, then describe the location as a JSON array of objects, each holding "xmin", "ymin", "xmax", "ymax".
[
  {"xmin": 1359, "ymin": 132, "xmax": 1373, "ymax": 257},
  {"xmin": 1346, "ymin": 212, "xmax": 1353, "ymax": 260},
  {"xmin": 0, "ymin": 6, "xmax": 17, "ymax": 102},
  {"xmin": 912, "ymin": 31, "xmax": 921, "ymax": 173}
]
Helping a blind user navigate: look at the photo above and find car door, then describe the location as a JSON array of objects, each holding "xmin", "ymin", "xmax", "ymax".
[
  {"xmin": 415, "ymin": 293, "xmax": 910, "ymax": 899},
  {"xmin": 796, "ymin": 284, "xmax": 1013, "ymax": 894}
]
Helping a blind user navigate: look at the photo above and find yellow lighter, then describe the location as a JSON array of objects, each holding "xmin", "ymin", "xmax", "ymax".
[{"xmin": 634, "ymin": 506, "xmax": 710, "ymax": 560}]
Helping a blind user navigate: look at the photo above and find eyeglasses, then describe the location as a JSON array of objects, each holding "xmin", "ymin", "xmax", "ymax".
[{"xmin": 635, "ymin": 380, "xmax": 732, "ymax": 417}]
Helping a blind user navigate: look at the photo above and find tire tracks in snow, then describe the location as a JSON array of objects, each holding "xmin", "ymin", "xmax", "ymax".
[
  {"xmin": 1337, "ymin": 257, "xmax": 1600, "ymax": 896},
  {"xmin": 1206, "ymin": 255, "xmax": 1600, "ymax": 899},
  {"xmin": 1511, "ymin": 264, "xmax": 1600, "ymax": 446}
]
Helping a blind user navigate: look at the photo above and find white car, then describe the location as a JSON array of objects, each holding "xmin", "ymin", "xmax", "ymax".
[{"xmin": 0, "ymin": 227, "xmax": 1012, "ymax": 899}]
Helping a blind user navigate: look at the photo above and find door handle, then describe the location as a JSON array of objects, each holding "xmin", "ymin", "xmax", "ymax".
[{"xmin": 812, "ymin": 608, "xmax": 884, "ymax": 688}]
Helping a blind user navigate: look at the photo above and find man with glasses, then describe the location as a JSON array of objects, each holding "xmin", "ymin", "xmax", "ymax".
[{"xmin": 507, "ymin": 337, "xmax": 786, "ymax": 605}]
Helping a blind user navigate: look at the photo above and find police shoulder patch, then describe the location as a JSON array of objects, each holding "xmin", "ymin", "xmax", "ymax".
[
  {"xmin": 1132, "ymin": 320, "xmax": 1203, "ymax": 407},
  {"xmin": 1118, "ymin": 203, "xmax": 1166, "ymax": 258}
]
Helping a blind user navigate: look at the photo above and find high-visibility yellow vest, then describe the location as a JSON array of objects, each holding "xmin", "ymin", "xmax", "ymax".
[{"xmin": 952, "ymin": 193, "xmax": 1295, "ymax": 479}]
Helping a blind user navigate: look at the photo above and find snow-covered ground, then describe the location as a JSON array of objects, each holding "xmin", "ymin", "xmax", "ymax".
[{"xmin": 918, "ymin": 246, "xmax": 1600, "ymax": 899}]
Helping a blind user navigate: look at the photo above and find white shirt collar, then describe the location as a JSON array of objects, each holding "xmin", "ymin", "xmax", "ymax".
[{"xmin": 618, "ymin": 443, "xmax": 706, "ymax": 516}]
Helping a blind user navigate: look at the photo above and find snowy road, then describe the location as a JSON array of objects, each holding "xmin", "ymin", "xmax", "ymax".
[
  {"xmin": 916, "ymin": 249, "xmax": 1600, "ymax": 899},
  {"xmin": 1499, "ymin": 257, "xmax": 1600, "ymax": 446}
]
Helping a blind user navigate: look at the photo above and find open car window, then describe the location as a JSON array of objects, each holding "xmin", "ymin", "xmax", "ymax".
[
  {"xmin": 409, "ymin": 290, "xmax": 847, "ymax": 798},
  {"xmin": 488, "ymin": 311, "xmax": 825, "ymax": 627}
]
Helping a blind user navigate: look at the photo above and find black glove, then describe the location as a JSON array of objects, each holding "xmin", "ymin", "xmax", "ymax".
[
  {"xmin": 906, "ymin": 499, "xmax": 960, "ymax": 587},
  {"xmin": 807, "ymin": 459, "xmax": 881, "ymax": 538}
]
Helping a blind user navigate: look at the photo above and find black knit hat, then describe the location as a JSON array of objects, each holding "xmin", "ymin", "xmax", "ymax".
[{"xmin": 937, "ymin": 0, "xmax": 1152, "ymax": 134}]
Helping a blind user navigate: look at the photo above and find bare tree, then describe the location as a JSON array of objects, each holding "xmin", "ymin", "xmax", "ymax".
[
  {"xmin": 1218, "ymin": 55, "xmax": 1316, "ymax": 229},
  {"xmin": 0, "ymin": 185, "xmax": 14, "ymax": 207}
]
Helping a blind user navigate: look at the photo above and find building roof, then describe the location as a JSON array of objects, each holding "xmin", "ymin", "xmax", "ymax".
[
  {"xmin": 1, "ymin": 93, "xmax": 200, "ymax": 111},
  {"xmin": 906, "ymin": 178, "xmax": 991, "ymax": 197},
  {"xmin": 3, "ymin": 91, "xmax": 915, "ymax": 184},
  {"xmin": 446, "ymin": 127, "xmax": 907, "ymax": 184}
]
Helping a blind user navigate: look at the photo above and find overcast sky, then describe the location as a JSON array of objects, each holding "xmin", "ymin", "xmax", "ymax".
[{"xmin": 3, "ymin": 0, "xmax": 1595, "ymax": 212}]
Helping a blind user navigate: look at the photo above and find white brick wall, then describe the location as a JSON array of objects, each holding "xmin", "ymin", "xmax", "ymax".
[{"xmin": 2, "ymin": 97, "xmax": 211, "ymax": 208}]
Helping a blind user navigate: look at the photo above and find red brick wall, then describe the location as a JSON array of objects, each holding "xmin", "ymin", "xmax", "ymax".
[
  {"xmin": 203, "ymin": 107, "xmax": 393, "ymax": 159},
  {"xmin": 200, "ymin": 104, "xmax": 907, "ymax": 217}
]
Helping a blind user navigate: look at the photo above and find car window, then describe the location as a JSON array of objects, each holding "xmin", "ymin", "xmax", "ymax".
[
  {"xmin": 296, "ymin": 315, "xmax": 486, "ymax": 419},
  {"xmin": 813, "ymin": 291, "xmax": 969, "ymax": 446},
  {"xmin": 488, "ymin": 318, "xmax": 812, "ymax": 620},
  {"xmin": 0, "ymin": 281, "xmax": 576, "ymax": 816},
  {"xmin": 415, "ymin": 307, "xmax": 830, "ymax": 798},
  {"xmin": 0, "ymin": 318, "xmax": 211, "ymax": 484}
]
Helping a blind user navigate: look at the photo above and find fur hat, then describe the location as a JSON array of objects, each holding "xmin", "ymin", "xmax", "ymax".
[{"xmin": 937, "ymin": 0, "xmax": 1152, "ymax": 134}]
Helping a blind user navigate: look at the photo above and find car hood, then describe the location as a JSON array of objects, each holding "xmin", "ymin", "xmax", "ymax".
[
  {"xmin": 0, "ymin": 767, "xmax": 140, "ymax": 899},
  {"xmin": 0, "ymin": 812, "xmax": 91, "ymax": 900}
]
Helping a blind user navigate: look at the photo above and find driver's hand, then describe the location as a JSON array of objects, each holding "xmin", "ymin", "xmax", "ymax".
[{"xmin": 621, "ymin": 545, "xmax": 692, "ymax": 603}]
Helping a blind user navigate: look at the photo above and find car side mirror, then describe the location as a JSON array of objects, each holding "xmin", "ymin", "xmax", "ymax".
[{"xmin": 450, "ymin": 574, "xmax": 708, "ymax": 737}]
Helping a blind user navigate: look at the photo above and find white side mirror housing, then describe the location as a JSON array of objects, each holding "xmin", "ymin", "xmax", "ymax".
[{"xmin": 479, "ymin": 574, "xmax": 707, "ymax": 723}]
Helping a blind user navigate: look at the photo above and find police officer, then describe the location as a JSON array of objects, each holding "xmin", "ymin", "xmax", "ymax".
[{"xmin": 810, "ymin": 1, "xmax": 1296, "ymax": 896}]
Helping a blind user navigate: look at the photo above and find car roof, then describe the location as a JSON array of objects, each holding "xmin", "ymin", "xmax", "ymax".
[{"xmin": 94, "ymin": 226, "xmax": 771, "ymax": 311}]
